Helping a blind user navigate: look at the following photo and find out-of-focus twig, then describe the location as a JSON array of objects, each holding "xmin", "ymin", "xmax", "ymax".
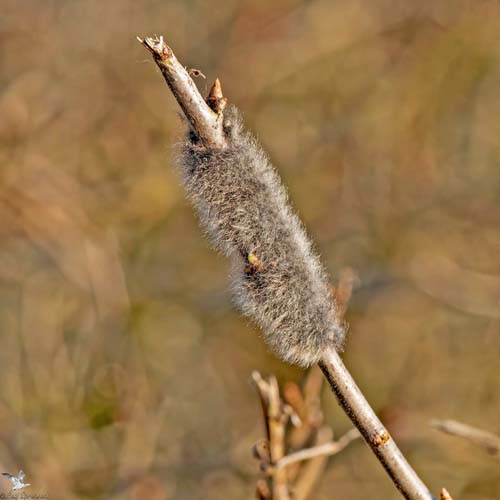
[
  {"xmin": 255, "ymin": 478, "xmax": 271, "ymax": 499},
  {"xmin": 275, "ymin": 428, "xmax": 361, "ymax": 469},
  {"xmin": 284, "ymin": 366, "xmax": 324, "ymax": 452},
  {"xmin": 252, "ymin": 372, "xmax": 290, "ymax": 500},
  {"xmin": 332, "ymin": 267, "xmax": 359, "ymax": 319},
  {"xmin": 292, "ymin": 426, "xmax": 333, "ymax": 500},
  {"xmin": 267, "ymin": 376, "xmax": 290, "ymax": 500},
  {"xmin": 431, "ymin": 419, "xmax": 500, "ymax": 456},
  {"xmin": 283, "ymin": 366, "xmax": 325, "ymax": 486},
  {"xmin": 252, "ymin": 370, "xmax": 359, "ymax": 500}
]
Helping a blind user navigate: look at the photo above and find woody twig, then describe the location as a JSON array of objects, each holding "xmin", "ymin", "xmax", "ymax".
[{"xmin": 431, "ymin": 419, "xmax": 500, "ymax": 456}]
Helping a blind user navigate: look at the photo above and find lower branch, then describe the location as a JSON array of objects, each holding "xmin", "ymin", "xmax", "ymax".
[
  {"xmin": 431, "ymin": 419, "xmax": 500, "ymax": 456},
  {"xmin": 275, "ymin": 428, "xmax": 361, "ymax": 470},
  {"xmin": 292, "ymin": 427, "xmax": 333, "ymax": 500},
  {"xmin": 320, "ymin": 348, "xmax": 432, "ymax": 499},
  {"xmin": 252, "ymin": 371, "xmax": 291, "ymax": 500}
]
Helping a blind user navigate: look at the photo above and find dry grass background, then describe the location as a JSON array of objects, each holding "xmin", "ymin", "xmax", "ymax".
[{"xmin": 1, "ymin": 0, "xmax": 500, "ymax": 498}]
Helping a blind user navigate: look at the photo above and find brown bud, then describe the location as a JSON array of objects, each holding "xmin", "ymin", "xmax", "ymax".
[
  {"xmin": 440, "ymin": 488, "xmax": 453, "ymax": 500},
  {"xmin": 206, "ymin": 78, "xmax": 228, "ymax": 113},
  {"xmin": 252, "ymin": 439, "xmax": 270, "ymax": 462},
  {"xmin": 372, "ymin": 429, "xmax": 390, "ymax": 447}
]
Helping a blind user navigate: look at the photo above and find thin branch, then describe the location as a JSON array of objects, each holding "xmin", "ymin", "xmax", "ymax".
[
  {"xmin": 252, "ymin": 372, "xmax": 291, "ymax": 500},
  {"xmin": 267, "ymin": 376, "xmax": 291, "ymax": 500},
  {"xmin": 320, "ymin": 348, "xmax": 432, "ymax": 499},
  {"xmin": 286, "ymin": 271, "xmax": 357, "ymax": 495},
  {"xmin": 292, "ymin": 426, "xmax": 333, "ymax": 500},
  {"xmin": 137, "ymin": 35, "xmax": 226, "ymax": 149},
  {"xmin": 284, "ymin": 366, "xmax": 323, "ymax": 451},
  {"xmin": 251, "ymin": 371, "xmax": 271, "ymax": 443},
  {"xmin": 275, "ymin": 428, "xmax": 361, "ymax": 470},
  {"xmin": 332, "ymin": 267, "xmax": 359, "ymax": 319},
  {"xmin": 256, "ymin": 479, "xmax": 272, "ymax": 499},
  {"xmin": 139, "ymin": 34, "xmax": 433, "ymax": 500},
  {"xmin": 431, "ymin": 419, "xmax": 500, "ymax": 456},
  {"xmin": 283, "ymin": 367, "xmax": 325, "ymax": 490}
]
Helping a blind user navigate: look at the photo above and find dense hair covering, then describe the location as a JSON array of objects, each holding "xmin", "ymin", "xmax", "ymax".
[{"xmin": 177, "ymin": 106, "xmax": 345, "ymax": 366}]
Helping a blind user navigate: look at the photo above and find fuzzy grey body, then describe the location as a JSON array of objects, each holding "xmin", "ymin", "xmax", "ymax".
[{"xmin": 177, "ymin": 107, "xmax": 345, "ymax": 367}]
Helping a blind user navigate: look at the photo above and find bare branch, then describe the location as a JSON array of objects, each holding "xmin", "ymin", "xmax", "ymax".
[
  {"xmin": 320, "ymin": 348, "xmax": 432, "ymax": 499},
  {"xmin": 292, "ymin": 426, "xmax": 333, "ymax": 500},
  {"xmin": 283, "ymin": 367, "xmax": 326, "ymax": 489},
  {"xmin": 284, "ymin": 367, "xmax": 324, "ymax": 451},
  {"xmin": 137, "ymin": 35, "xmax": 226, "ymax": 149},
  {"xmin": 332, "ymin": 267, "xmax": 359, "ymax": 319},
  {"xmin": 267, "ymin": 375, "xmax": 291, "ymax": 500},
  {"xmin": 275, "ymin": 428, "xmax": 361, "ymax": 470},
  {"xmin": 431, "ymin": 419, "xmax": 500, "ymax": 456},
  {"xmin": 252, "ymin": 372, "xmax": 291, "ymax": 500},
  {"xmin": 252, "ymin": 371, "xmax": 272, "ymax": 442},
  {"xmin": 255, "ymin": 479, "xmax": 272, "ymax": 499}
]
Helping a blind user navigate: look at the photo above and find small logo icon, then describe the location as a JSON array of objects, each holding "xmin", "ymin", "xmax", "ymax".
[{"xmin": 1, "ymin": 470, "xmax": 30, "ymax": 491}]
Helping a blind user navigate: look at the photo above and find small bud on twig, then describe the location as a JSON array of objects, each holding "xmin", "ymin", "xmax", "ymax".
[
  {"xmin": 206, "ymin": 78, "xmax": 228, "ymax": 113},
  {"xmin": 440, "ymin": 488, "xmax": 453, "ymax": 500}
]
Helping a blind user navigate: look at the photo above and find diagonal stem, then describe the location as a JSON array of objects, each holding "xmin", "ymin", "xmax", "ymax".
[
  {"xmin": 137, "ymin": 35, "xmax": 227, "ymax": 149},
  {"xmin": 320, "ymin": 347, "xmax": 433, "ymax": 499},
  {"xmin": 431, "ymin": 418, "xmax": 500, "ymax": 455}
]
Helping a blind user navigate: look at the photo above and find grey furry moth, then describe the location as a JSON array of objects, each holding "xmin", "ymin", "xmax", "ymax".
[{"xmin": 177, "ymin": 106, "xmax": 345, "ymax": 367}]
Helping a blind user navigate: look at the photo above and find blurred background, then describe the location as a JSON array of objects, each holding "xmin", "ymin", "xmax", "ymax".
[{"xmin": 1, "ymin": 0, "xmax": 500, "ymax": 498}]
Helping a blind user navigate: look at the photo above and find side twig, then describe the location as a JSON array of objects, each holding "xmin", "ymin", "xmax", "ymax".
[
  {"xmin": 252, "ymin": 372, "xmax": 291, "ymax": 500},
  {"xmin": 291, "ymin": 426, "xmax": 333, "ymax": 500},
  {"xmin": 252, "ymin": 370, "xmax": 358, "ymax": 499},
  {"xmin": 431, "ymin": 419, "xmax": 500, "ymax": 456},
  {"xmin": 138, "ymin": 34, "xmax": 435, "ymax": 500},
  {"xmin": 283, "ymin": 366, "xmax": 333, "ymax": 499},
  {"xmin": 275, "ymin": 428, "xmax": 360, "ymax": 470}
]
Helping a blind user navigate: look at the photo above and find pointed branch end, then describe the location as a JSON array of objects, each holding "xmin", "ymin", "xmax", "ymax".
[
  {"xmin": 440, "ymin": 488, "xmax": 453, "ymax": 500},
  {"xmin": 207, "ymin": 78, "xmax": 228, "ymax": 113}
]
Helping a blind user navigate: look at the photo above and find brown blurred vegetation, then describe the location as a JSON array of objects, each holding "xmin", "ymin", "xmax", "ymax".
[{"xmin": 1, "ymin": 1, "xmax": 500, "ymax": 499}]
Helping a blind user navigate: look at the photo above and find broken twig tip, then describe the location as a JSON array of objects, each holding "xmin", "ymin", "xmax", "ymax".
[{"xmin": 138, "ymin": 34, "xmax": 171, "ymax": 60}]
